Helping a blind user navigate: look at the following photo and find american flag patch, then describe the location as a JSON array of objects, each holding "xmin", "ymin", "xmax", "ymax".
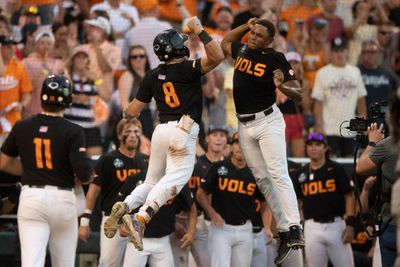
[
  {"xmin": 39, "ymin": 126, "xmax": 48, "ymax": 133},
  {"xmin": 158, "ymin": 74, "xmax": 166, "ymax": 80}
]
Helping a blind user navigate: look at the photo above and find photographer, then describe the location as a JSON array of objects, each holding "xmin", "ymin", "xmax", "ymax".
[{"xmin": 356, "ymin": 122, "xmax": 397, "ymax": 267}]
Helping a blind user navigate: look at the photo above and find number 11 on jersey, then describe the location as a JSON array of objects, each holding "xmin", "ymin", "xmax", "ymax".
[
  {"xmin": 34, "ymin": 138, "xmax": 53, "ymax": 169},
  {"xmin": 163, "ymin": 82, "xmax": 180, "ymax": 108}
]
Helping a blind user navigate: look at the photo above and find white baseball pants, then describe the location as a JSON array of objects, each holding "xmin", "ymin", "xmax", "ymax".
[
  {"xmin": 98, "ymin": 215, "xmax": 128, "ymax": 267},
  {"xmin": 124, "ymin": 121, "xmax": 199, "ymax": 212},
  {"xmin": 122, "ymin": 235, "xmax": 174, "ymax": 267},
  {"xmin": 208, "ymin": 221, "xmax": 253, "ymax": 267},
  {"xmin": 251, "ymin": 230, "xmax": 267, "ymax": 267},
  {"xmin": 304, "ymin": 218, "xmax": 354, "ymax": 267},
  {"xmin": 238, "ymin": 104, "xmax": 300, "ymax": 231},
  {"xmin": 190, "ymin": 214, "xmax": 211, "ymax": 267},
  {"xmin": 18, "ymin": 186, "xmax": 77, "ymax": 267}
]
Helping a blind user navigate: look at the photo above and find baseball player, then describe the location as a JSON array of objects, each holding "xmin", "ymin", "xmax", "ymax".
[
  {"xmin": 103, "ymin": 16, "xmax": 224, "ymax": 251},
  {"xmin": 293, "ymin": 132, "xmax": 356, "ymax": 267},
  {"xmin": 0, "ymin": 75, "xmax": 94, "ymax": 267},
  {"xmin": 119, "ymin": 174, "xmax": 197, "ymax": 267},
  {"xmin": 220, "ymin": 17, "xmax": 304, "ymax": 264},
  {"xmin": 78, "ymin": 118, "xmax": 148, "ymax": 267},
  {"xmin": 197, "ymin": 132, "xmax": 266, "ymax": 267}
]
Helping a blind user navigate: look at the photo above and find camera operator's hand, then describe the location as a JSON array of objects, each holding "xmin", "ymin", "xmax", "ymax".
[
  {"xmin": 367, "ymin": 122, "xmax": 385, "ymax": 143},
  {"xmin": 362, "ymin": 176, "xmax": 377, "ymax": 192}
]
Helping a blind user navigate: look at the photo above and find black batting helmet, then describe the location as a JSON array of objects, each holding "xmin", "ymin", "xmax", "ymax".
[
  {"xmin": 41, "ymin": 75, "xmax": 72, "ymax": 108},
  {"xmin": 153, "ymin": 29, "xmax": 189, "ymax": 62}
]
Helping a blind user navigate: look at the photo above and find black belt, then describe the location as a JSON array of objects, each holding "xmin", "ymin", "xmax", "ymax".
[
  {"xmin": 225, "ymin": 219, "xmax": 248, "ymax": 226},
  {"xmin": 237, "ymin": 107, "xmax": 273, "ymax": 123},
  {"xmin": 27, "ymin": 185, "xmax": 73, "ymax": 191},
  {"xmin": 253, "ymin": 226, "xmax": 263, "ymax": 233},
  {"xmin": 313, "ymin": 217, "xmax": 337, "ymax": 223}
]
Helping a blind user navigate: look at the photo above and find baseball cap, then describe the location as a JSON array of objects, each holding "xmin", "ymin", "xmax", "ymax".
[
  {"xmin": 207, "ymin": 124, "xmax": 229, "ymax": 135},
  {"xmin": 133, "ymin": 0, "xmax": 158, "ymax": 13},
  {"xmin": 85, "ymin": 16, "xmax": 111, "ymax": 35},
  {"xmin": 306, "ymin": 132, "xmax": 327, "ymax": 145},
  {"xmin": 313, "ymin": 18, "xmax": 328, "ymax": 29},
  {"xmin": 71, "ymin": 45, "xmax": 89, "ymax": 57},
  {"xmin": 285, "ymin": 51, "xmax": 302, "ymax": 63},
  {"xmin": 331, "ymin": 36, "xmax": 348, "ymax": 51},
  {"xmin": 22, "ymin": 5, "xmax": 39, "ymax": 16},
  {"xmin": 230, "ymin": 132, "xmax": 239, "ymax": 144},
  {"xmin": 0, "ymin": 35, "xmax": 17, "ymax": 45},
  {"xmin": 34, "ymin": 29, "xmax": 55, "ymax": 44}
]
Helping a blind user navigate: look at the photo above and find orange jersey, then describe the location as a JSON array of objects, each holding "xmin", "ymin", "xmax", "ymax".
[
  {"xmin": 302, "ymin": 49, "xmax": 327, "ymax": 89},
  {"xmin": 21, "ymin": 0, "xmax": 55, "ymax": 5},
  {"xmin": 279, "ymin": 4, "xmax": 320, "ymax": 40},
  {"xmin": 159, "ymin": 0, "xmax": 198, "ymax": 23},
  {"xmin": 0, "ymin": 59, "xmax": 33, "ymax": 133}
]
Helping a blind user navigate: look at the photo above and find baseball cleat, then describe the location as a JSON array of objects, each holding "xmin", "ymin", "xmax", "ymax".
[
  {"xmin": 274, "ymin": 231, "xmax": 292, "ymax": 265},
  {"xmin": 122, "ymin": 214, "xmax": 146, "ymax": 251},
  {"xmin": 288, "ymin": 225, "xmax": 305, "ymax": 248},
  {"xmin": 104, "ymin": 202, "xmax": 128, "ymax": 238}
]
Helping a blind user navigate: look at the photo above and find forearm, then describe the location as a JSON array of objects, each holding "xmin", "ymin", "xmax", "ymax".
[
  {"xmin": 261, "ymin": 202, "xmax": 272, "ymax": 232},
  {"xmin": 356, "ymin": 97, "xmax": 367, "ymax": 118},
  {"xmin": 196, "ymin": 189, "xmax": 216, "ymax": 218},
  {"xmin": 20, "ymin": 93, "xmax": 31, "ymax": 109},
  {"xmin": 95, "ymin": 48, "xmax": 112, "ymax": 73},
  {"xmin": 0, "ymin": 154, "xmax": 22, "ymax": 176},
  {"xmin": 1, "ymin": 198, "xmax": 15, "ymax": 214},
  {"xmin": 124, "ymin": 98, "xmax": 146, "ymax": 118},
  {"xmin": 223, "ymin": 23, "xmax": 250, "ymax": 43},
  {"xmin": 85, "ymin": 184, "xmax": 101, "ymax": 210},
  {"xmin": 277, "ymin": 80, "xmax": 302, "ymax": 102},
  {"xmin": 360, "ymin": 189, "xmax": 370, "ymax": 213},
  {"xmin": 344, "ymin": 193, "xmax": 356, "ymax": 217},
  {"xmin": 187, "ymin": 203, "xmax": 197, "ymax": 235},
  {"xmin": 313, "ymin": 100, "xmax": 323, "ymax": 128}
]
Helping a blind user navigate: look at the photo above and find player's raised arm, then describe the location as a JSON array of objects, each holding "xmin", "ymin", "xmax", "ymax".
[
  {"xmin": 183, "ymin": 16, "xmax": 224, "ymax": 74},
  {"xmin": 273, "ymin": 69, "xmax": 302, "ymax": 102},
  {"xmin": 220, "ymin": 17, "xmax": 257, "ymax": 58}
]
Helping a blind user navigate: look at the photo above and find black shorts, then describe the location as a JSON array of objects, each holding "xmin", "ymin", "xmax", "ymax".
[{"xmin": 83, "ymin": 127, "xmax": 102, "ymax": 147}]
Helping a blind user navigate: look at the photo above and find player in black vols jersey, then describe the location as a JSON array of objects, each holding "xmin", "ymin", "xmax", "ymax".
[
  {"xmin": 78, "ymin": 118, "xmax": 148, "ymax": 266},
  {"xmin": 0, "ymin": 75, "xmax": 93, "ymax": 267},
  {"xmin": 104, "ymin": 16, "xmax": 224, "ymax": 252}
]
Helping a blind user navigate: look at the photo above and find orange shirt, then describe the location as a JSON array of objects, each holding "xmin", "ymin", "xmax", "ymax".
[
  {"xmin": 302, "ymin": 49, "xmax": 327, "ymax": 89},
  {"xmin": 279, "ymin": 4, "xmax": 320, "ymax": 40},
  {"xmin": 0, "ymin": 58, "xmax": 33, "ymax": 133},
  {"xmin": 21, "ymin": 0, "xmax": 55, "ymax": 5},
  {"xmin": 159, "ymin": 0, "xmax": 198, "ymax": 23}
]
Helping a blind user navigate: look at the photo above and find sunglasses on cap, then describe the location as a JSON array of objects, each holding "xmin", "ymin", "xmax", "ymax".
[
  {"xmin": 129, "ymin": 54, "xmax": 146, "ymax": 59},
  {"xmin": 306, "ymin": 132, "xmax": 326, "ymax": 143}
]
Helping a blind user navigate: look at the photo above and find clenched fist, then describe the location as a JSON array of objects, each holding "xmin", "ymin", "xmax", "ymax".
[
  {"xmin": 247, "ymin": 17, "xmax": 258, "ymax": 30},
  {"xmin": 273, "ymin": 69, "xmax": 284, "ymax": 88},
  {"xmin": 182, "ymin": 16, "xmax": 204, "ymax": 35}
]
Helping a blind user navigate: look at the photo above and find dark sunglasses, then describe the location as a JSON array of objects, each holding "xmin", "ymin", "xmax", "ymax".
[
  {"xmin": 307, "ymin": 132, "xmax": 325, "ymax": 142},
  {"xmin": 129, "ymin": 54, "xmax": 146, "ymax": 59}
]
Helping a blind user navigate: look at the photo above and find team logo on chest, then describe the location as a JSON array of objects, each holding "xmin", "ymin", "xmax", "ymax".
[
  {"xmin": 114, "ymin": 158, "xmax": 124, "ymax": 168},
  {"xmin": 298, "ymin": 172, "xmax": 307, "ymax": 183},
  {"xmin": 218, "ymin": 166, "xmax": 228, "ymax": 176}
]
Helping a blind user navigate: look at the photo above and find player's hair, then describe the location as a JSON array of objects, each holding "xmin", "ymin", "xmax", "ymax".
[
  {"xmin": 255, "ymin": 19, "xmax": 275, "ymax": 38},
  {"xmin": 127, "ymin": 45, "xmax": 151, "ymax": 85},
  {"xmin": 116, "ymin": 118, "xmax": 141, "ymax": 136}
]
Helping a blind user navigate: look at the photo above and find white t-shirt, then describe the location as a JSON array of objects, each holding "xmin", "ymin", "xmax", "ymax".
[{"xmin": 312, "ymin": 64, "xmax": 367, "ymax": 136}]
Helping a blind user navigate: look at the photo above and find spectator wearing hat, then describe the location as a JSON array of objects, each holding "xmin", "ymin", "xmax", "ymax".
[
  {"xmin": 299, "ymin": 18, "xmax": 330, "ymax": 89},
  {"xmin": 18, "ymin": 1, "xmax": 56, "ymax": 27},
  {"xmin": 81, "ymin": 16, "xmax": 121, "ymax": 101},
  {"xmin": 312, "ymin": 36, "xmax": 367, "ymax": 157},
  {"xmin": 90, "ymin": 0, "xmax": 139, "ymax": 52},
  {"xmin": 292, "ymin": 132, "xmax": 356, "ymax": 267},
  {"xmin": 22, "ymin": 29, "xmax": 64, "ymax": 118},
  {"xmin": 306, "ymin": 0, "xmax": 344, "ymax": 42},
  {"xmin": 124, "ymin": 0, "xmax": 172, "ymax": 69},
  {"xmin": 10, "ymin": 4, "xmax": 41, "ymax": 43},
  {"xmin": 277, "ymin": 52, "xmax": 312, "ymax": 157},
  {"xmin": 0, "ymin": 35, "xmax": 32, "ymax": 143}
]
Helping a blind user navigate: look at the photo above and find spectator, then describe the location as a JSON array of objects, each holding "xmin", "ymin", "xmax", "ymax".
[
  {"xmin": 358, "ymin": 40, "xmax": 398, "ymax": 120},
  {"xmin": 387, "ymin": 0, "xmax": 400, "ymax": 26},
  {"xmin": 81, "ymin": 16, "xmax": 121, "ymax": 101},
  {"xmin": 118, "ymin": 45, "xmax": 153, "ymax": 140},
  {"xmin": 306, "ymin": 0, "xmax": 345, "ymax": 42},
  {"xmin": 312, "ymin": 36, "xmax": 367, "ymax": 157},
  {"xmin": 259, "ymin": 8, "xmax": 287, "ymax": 53},
  {"xmin": 63, "ymin": 46, "xmax": 109, "ymax": 157},
  {"xmin": 124, "ymin": 0, "xmax": 172, "ymax": 70},
  {"xmin": 205, "ymin": 6, "xmax": 234, "ymax": 41},
  {"xmin": 158, "ymin": 0, "xmax": 198, "ymax": 24},
  {"xmin": 90, "ymin": 0, "xmax": 139, "ymax": 52},
  {"xmin": 11, "ymin": 4, "xmax": 41, "ymax": 43},
  {"xmin": 232, "ymin": 0, "xmax": 265, "ymax": 29},
  {"xmin": 18, "ymin": 1, "xmax": 55, "ymax": 27},
  {"xmin": 300, "ymin": 18, "xmax": 330, "ymax": 89},
  {"xmin": 20, "ymin": 22, "xmax": 38, "ymax": 57},
  {"xmin": 377, "ymin": 23, "xmax": 396, "ymax": 70},
  {"xmin": 50, "ymin": 22, "xmax": 71, "ymax": 63},
  {"xmin": 22, "ymin": 29, "xmax": 64, "ymax": 118},
  {"xmin": 0, "ymin": 35, "xmax": 32, "ymax": 143}
]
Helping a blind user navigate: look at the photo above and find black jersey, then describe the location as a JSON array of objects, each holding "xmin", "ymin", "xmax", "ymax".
[
  {"xmin": 1, "ymin": 114, "xmax": 92, "ymax": 188},
  {"xmin": 293, "ymin": 159, "xmax": 353, "ymax": 221},
  {"xmin": 231, "ymin": 41, "xmax": 296, "ymax": 114},
  {"xmin": 121, "ymin": 181, "xmax": 193, "ymax": 238},
  {"xmin": 92, "ymin": 150, "xmax": 148, "ymax": 215},
  {"xmin": 201, "ymin": 158, "xmax": 263, "ymax": 224},
  {"xmin": 136, "ymin": 59, "xmax": 203, "ymax": 124}
]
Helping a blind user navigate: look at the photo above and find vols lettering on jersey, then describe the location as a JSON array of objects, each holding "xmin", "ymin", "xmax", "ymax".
[
  {"xmin": 218, "ymin": 177, "xmax": 256, "ymax": 195},
  {"xmin": 234, "ymin": 56, "xmax": 266, "ymax": 77},
  {"xmin": 300, "ymin": 179, "xmax": 336, "ymax": 196},
  {"xmin": 189, "ymin": 175, "xmax": 201, "ymax": 189},
  {"xmin": 116, "ymin": 168, "xmax": 141, "ymax": 182}
]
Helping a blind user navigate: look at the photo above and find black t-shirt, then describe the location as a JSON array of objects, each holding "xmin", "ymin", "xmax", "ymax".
[
  {"xmin": 201, "ymin": 159, "xmax": 263, "ymax": 224},
  {"xmin": 92, "ymin": 150, "xmax": 148, "ymax": 215},
  {"xmin": 1, "ymin": 114, "xmax": 91, "ymax": 188},
  {"xmin": 293, "ymin": 159, "xmax": 353, "ymax": 221},
  {"xmin": 123, "ymin": 184, "xmax": 193, "ymax": 238},
  {"xmin": 359, "ymin": 65, "xmax": 398, "ymax": 119},
  {"xmin": 231, "ymin": 42, "xmax": 296, "ymax": 114},
  {"xmin": 136, "ymin": 59, "xmax": 203, "ymax": 124}
]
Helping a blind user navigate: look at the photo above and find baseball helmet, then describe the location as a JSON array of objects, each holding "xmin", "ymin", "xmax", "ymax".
[
  {"xmin": 153, "ymin": 29, "xmax": 189, "ymax": 61},
  {"xmin": 41, "ymin": 75, "xmax": 72, "ymax": 108}
]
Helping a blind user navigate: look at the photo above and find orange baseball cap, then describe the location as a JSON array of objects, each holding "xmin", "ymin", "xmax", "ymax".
[{"xmin": 133, "ymin": 0, "xmax": 158, "ymax": 13}]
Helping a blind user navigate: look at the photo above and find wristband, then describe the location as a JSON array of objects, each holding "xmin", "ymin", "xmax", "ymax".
[
  {"xmin": 368, "ymin": 141, "xmax": 377, "ymax": 147},
  {"xmin": 80, "ymin": 217, "xmax": 90, "ymax": 227},
  {"xmin": 198, "ymin": 30, "xmax": 212, "ymax": 45},
  {"xmin": 345, "ymin": 216, "xmax": 357, "ymax": 227}
]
